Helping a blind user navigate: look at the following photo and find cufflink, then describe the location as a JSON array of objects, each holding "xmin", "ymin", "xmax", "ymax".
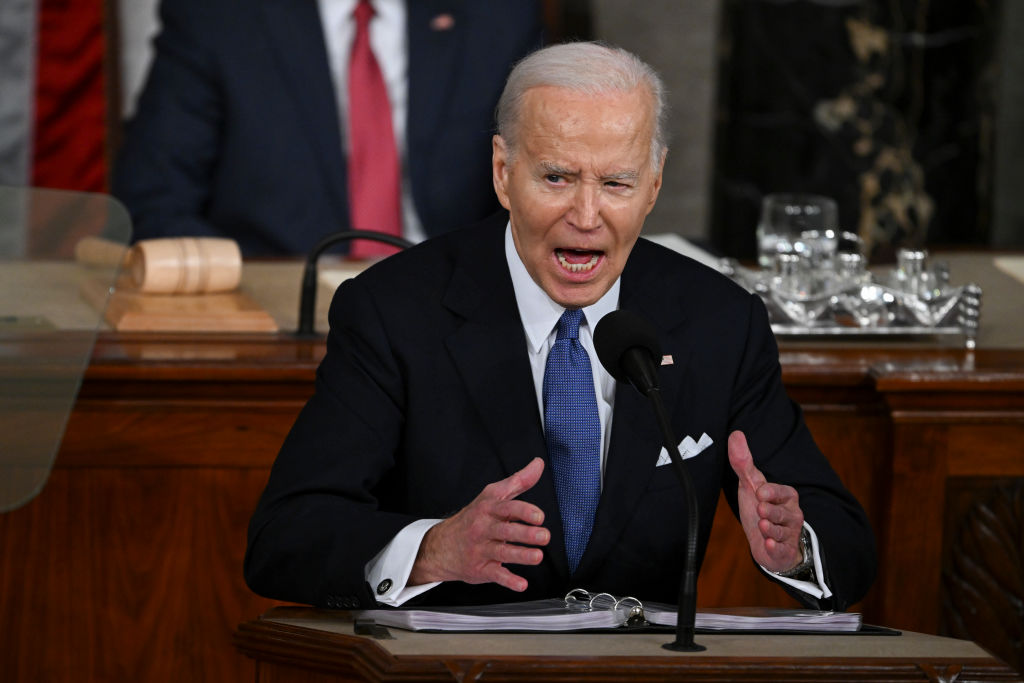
[{"xmin": 376, "ymin": 578, "xmax": 393, "ymax": 595}]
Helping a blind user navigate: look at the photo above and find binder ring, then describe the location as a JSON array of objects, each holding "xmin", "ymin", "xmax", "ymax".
[
  {"xmin": 613, "ymin": 596, "xmax": 648, "ymax": 626},
  {"xmin": 614, "ymin": 596, "xmax": 643, "ymax": 611},
  {"xmin": 562, "ymin": 589, "xmax": 649, "ymax": 626},
  {"xmin": 588, "ymin": 592, "xmax": 617, "ymax": 610},
  {"xmin": 564, "ymin": 588, "xmax": 593, "ymax": 611}
]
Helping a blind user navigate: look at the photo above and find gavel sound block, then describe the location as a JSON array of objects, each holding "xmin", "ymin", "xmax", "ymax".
[{"xmin": 77, "ymin": 237, "xmax": 279, "ymax": 333}]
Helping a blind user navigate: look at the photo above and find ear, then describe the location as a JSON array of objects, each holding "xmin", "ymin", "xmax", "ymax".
[
  {"xmin": 492, "ymin": 135, "xmax": 512, "ymax": 211},
  {"xmin": 644, "ymin": 150, "xmax": 667, "ymax": 217}
]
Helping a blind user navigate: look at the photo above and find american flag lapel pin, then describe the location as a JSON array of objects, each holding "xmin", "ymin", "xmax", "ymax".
[
  {"xmin": 661, "ymin": 354, "xmax": 673, "ymax": 366},
  {"xmin": 430, "ymin": 13, "xmax": 455, "ymax": 31}
]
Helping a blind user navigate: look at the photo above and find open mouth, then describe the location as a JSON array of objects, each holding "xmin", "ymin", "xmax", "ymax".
[{"xmin": 555, "ymin": 248, "xmax": 602, "ymax": 273}]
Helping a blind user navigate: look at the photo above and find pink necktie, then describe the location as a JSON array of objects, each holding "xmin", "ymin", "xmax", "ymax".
[{"xmin": 347, "ymin": 0, "xmax": 402, "ymax": 259}]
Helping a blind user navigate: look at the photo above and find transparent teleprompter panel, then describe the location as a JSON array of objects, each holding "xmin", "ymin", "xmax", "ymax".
[{"xmin": 0, "ymin": 186, "xmax": 130, "ymax": 512}]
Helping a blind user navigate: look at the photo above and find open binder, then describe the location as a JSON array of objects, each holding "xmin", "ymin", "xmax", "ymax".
[{"xmin": 352, "ymin": 588, "xmax": 878, "ymax": 635}]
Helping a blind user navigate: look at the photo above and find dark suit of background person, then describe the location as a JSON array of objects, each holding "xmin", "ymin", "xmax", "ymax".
[
  {"xmin": 244, "ymin": 210, "xmax": 876, "ymax": 611},
  {"xmin": 112, "ymin": 0, "xmax": 543, "ymax": 255}
]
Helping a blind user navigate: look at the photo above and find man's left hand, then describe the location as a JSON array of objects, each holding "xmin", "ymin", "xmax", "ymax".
[{"xmin": 727, "ymin": 430, "xmax": 805, "ymax": 573}]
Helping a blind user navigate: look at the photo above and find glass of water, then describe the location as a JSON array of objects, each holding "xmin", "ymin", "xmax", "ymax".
[{"xmin": 756, "ymin": 194, "xmax": 838, "ymax": 268}]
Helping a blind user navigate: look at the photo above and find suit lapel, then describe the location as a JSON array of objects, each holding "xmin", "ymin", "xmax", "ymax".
[
  {"xmin": 441, "ymin": 218, "xmax": 570, "ymax": 579},
  {"xmin": 259, "ymin": 0, "xmax": 350, "ymax": 228},
  {"xmin": 576, "ymin": 242, "xmax": 694, "ymax": 579}
]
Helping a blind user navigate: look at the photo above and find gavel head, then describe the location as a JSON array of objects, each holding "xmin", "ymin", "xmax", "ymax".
[{"xmin": 129, "ymin": 237, "xmax": 242, "ymax": 294}]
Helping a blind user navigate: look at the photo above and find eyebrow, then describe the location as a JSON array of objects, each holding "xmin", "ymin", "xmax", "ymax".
[
  {"xmin": 540, "ymin": 162, "xmax": 577, "ymax": 176},
  {"xmin": 539, "ymin": 162, "xmax": 640, "ymax": 182},
  {"xmin": 602, "ymin": 170, "xmax": 641, "ymax": 182}
]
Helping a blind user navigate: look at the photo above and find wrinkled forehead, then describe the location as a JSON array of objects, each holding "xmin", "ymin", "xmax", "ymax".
[{"xmin": 516, "ymin": 85, "xmax": 656, "ymax": 150}]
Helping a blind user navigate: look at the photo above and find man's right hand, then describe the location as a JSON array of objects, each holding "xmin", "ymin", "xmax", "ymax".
[{"xmin": 408, "ymin": 457, "xmax": 549, "ymax": 592}]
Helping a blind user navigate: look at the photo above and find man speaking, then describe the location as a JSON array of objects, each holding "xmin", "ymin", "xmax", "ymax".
[{"xmin": 244, "ymin": 42, "xmax": 875, "ymax": 612}]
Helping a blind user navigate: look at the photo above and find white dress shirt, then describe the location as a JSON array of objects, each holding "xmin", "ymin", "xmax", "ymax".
[
  {"xmin": 365, "ymin": 223, "xmax": 830, "ymax": 605},
  {"xmin": 510, "ymin": 229, "xmax": 619, "ymax": 478},
  {"xmin": 316, "ymin": 0, "xmax": 426, "ymax": 243}
]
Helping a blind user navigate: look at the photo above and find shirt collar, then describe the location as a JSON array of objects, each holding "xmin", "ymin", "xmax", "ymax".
[{"xmin": 504, "ymin": 223, "xmax": 620, "ymax": 355}]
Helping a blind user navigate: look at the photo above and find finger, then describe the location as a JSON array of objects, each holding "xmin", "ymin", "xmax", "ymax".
[
  {"xmin": 758, "ymin": 518, "xmax": 791, "ymax": 544},
  {"xmin": 755, "ymin": 482, "xmax": 799, "ymax": 506},
  {"xmin": 756, "ymin": 499, "xmax": 803, "ymax": 527},
  {"xmin": 492, "ymin": 519, "xmax": 550, "ymax": 547},
  {"xmin": 487, "ymin": 565, "xmax": 529, "ymax": 592},
  {"xmin": 728, "ymin": 430, "xmax": 766, "ymax": 492},
  {"xmin": 763, "ymin": 537, "xmax": 802, "ymax": 568},
  {"xmin": 757, "ymin": 501, "xmax": 787, "ymax": 526},
  {"xmin": 488, "ymin": 457, "xmax": 546, "ymax": 502},
  {"xmin": 757, "ymin": 520, "xmax": 802, "ymax": 552},
  {"xmin": 493, "ymin": 499, "xmax": 546, "ymax": 526},
  {"xmin": 493, "ymin": 541, "xmax": 545, "ymax": 566}
]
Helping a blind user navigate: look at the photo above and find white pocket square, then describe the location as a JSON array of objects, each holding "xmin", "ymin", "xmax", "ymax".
[{"xmin": 656, "ymin": 433, "xmax": 713, "ymax": 466}]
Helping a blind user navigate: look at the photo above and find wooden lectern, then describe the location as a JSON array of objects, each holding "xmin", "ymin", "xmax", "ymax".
[{"xmin": 235, "ymin": 607, "xmax": 1021, "ymax": 682}]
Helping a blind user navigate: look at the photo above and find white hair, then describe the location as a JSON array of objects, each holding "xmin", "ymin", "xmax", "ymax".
[{"xmin": 495, "ymin": 41, "xmax": 668, "ymax": 169}]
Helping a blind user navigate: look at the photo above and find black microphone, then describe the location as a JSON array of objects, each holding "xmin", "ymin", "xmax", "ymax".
[
  {"xmin": 594, "ymin": 309, "xmax": 662, "ymax": 393},
  {"xmin": 295, "ymin": 230, "xmax": 413, "ymax": 337},
  {"xmin": 594, "ymin": 309, "xmax": 705, "ymax": 652}
]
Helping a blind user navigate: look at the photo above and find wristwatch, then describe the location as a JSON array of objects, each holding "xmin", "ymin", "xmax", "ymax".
[{"xmin": 774, "ymin": 527, "xmax": 813, "ymax": 579}]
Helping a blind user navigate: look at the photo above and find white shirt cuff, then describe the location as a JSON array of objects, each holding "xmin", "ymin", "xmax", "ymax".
[
  {"xmin": 364, "ymin": 518, "xmax": 444, "ymax": 606},
  {"xmin": 761, "ymin": 522, "xmax": 833, "ymax": 601}
]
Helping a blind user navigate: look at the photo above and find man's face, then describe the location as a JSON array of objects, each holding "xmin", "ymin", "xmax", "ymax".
[{"xmin": 492, "ymin": 85, "xmax": 664, "ymax": 308}]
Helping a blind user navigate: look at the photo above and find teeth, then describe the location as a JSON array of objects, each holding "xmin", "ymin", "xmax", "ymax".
[{"xmin": 557, "ymin": 250, "xmax": 600, "ymax": 273}]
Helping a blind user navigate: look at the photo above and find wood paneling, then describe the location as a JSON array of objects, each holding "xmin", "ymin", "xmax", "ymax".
[
  {"xmin": 943, "ymin": 479, "xmax": 1024, "ymax": 674},
  {"xmin": 0, "ymin": 464, "xmax": 282, "ymax": 681},
  {"xmin": 59, "ymin": 402, "xmax": 299, "ymax": 467},
  {"xmin": 948, "ymin": 425, "xmax": 1024, "ymax": 477}
]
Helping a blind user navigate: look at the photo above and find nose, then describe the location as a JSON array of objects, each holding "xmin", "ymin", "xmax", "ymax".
[{"xmin": 567, "ymin": 182, "xmax": 601, "ymax": 231}]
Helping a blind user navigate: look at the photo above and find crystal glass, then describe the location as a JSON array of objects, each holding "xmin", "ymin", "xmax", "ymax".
[
  {"xmin": 889, "ymin": 248, "xmax": 928, "ymax": 293},
  {"xmin": 769, "ymin": 253, "xmax": 832, "ymax": 325},
  {"xmin": 836, "ymin": 252, "xmax": 869, "ymax": 288},
  {"xmin": 772, "ymin": 252, "xmax": 808, "ymax": 296},
  {"xmin": 756, "ymin": 194, "xmax": 839, "ymax": 268}
]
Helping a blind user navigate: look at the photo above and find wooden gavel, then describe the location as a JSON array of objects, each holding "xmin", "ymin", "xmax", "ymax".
[{"xmin": 76, "ymin": 236, "xmax": 242, "ymax": 294}]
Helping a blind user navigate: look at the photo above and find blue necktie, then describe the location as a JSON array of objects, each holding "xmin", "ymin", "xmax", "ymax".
[{"xmin": 543, "ymin": 308, "xmax": 601, "ymax": 574}]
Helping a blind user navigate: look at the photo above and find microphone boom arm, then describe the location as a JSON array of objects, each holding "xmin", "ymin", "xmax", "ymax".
[
  {"xmin": 645, "ymin": 386, "xmax": 705, "ymax": 652},
  {"xmin": 296, "ymin": 230, "xmax": 413, "ymax": 336},
  {"xmin": 593, "ymin": 309, "xmax": 706, "ymax": 652}
]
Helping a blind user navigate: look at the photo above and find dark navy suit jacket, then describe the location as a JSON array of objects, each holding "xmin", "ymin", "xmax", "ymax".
[
  {"xmin": 113, "ymin": 0, "xmax": 543, "ymax": 255},
  {"xmin": 244, "ymin": 212, "xmax": 876, "ymax": 611}
]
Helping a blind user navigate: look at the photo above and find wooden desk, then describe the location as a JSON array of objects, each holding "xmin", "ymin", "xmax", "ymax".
[
  {"xmin": 233, "ymin": 607, "xmax": 1021, "ymax": 682},
  {"xmin": 2, "ymin": 254, "xmax": 1022, "ymax": 682}
]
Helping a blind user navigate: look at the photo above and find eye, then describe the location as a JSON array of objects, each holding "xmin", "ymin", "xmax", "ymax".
[{"xmin": 544, "ymin": 174, "xmax": 565, "ymax": 184}]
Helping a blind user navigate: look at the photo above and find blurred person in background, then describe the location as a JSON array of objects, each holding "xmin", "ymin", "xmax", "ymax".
[{"xmin": 113, "ymin": 0, "xmax": 543, "ymax": 256}]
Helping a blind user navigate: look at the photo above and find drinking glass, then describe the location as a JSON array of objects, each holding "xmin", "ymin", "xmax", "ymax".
[
  {"xmin": 836, "ymin": 251, "xmax": 869, "ymax": 287},
  {"xmin": 756, "ymin": 194, "xmax": 839, "ymax": 268},
  {"xmin": 770, "ymin": 252, "xmax": 832, "ymax": 325}
]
